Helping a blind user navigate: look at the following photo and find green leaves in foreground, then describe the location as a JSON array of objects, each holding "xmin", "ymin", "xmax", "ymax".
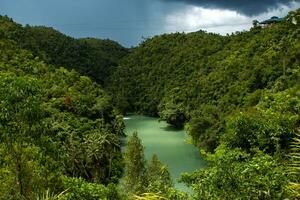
[
  {"xmin": 0, "ymin": 38, "xmax": 124, "ymax": 199},
  {"xmin": 181, "ymin": 147, "xmax": 290, "ymax": 200},
  {"xmin": 0, "ymin": 73, "xmax": 47, "ymax": 199}
]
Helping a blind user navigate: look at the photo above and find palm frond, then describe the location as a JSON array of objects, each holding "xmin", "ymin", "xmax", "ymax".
[
  {"xmin": 132, "ymin": 192, "xmax": 169, "ymax": 200},
  {"xmin": 36, "ymin": 189, "xmax": 68, "ymax": 200},
  {"xmin": 287, "ymin": 131, "xmax": 300, "ymax": 196}
]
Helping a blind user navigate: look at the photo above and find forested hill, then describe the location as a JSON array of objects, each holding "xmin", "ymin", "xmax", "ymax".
[
  {"xmin": 0, "ymin": 15, "xmax": 129, "ymax": 84},
  {"xmin": 1, "ymin": 8, "xmax": 300, "ymax": 200},
  {"xmin": 0, "ymin": 16, "xmax": 128, "ymax": 199},
  {"xmin": 109, "ymin": 9, "xmax": 300, "ymax": 151}
]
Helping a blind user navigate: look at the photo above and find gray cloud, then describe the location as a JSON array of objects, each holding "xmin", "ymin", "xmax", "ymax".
[
  {"xmin": 1, "ymin": 0, "xmax": 299, "ymax": 47},
  {"xmin": 160, "ymin": 0, "xmax": 297, "ymax": 15}
]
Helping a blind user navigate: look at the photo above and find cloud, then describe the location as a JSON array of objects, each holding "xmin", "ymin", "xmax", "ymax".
[
  {"xmin": 165, "ymin": 7, "xmax": 250, "ymax": 34},
  {"xmin": 164, "ymin": 2, "xmax": 300, "ymax": 34},
  {"xmin": 160, "ymin": 0, "xmax": 298, "ymax": 16}
]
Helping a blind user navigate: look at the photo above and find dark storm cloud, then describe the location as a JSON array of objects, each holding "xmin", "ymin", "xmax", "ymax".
[{"xmin": 161, "ymin": 0, "xmax": 297, "ymax": 15}]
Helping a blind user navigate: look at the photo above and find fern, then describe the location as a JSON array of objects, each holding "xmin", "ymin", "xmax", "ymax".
[{"xmin": 287, "ymin": 131, "xmax": 300, "ymax": 197}]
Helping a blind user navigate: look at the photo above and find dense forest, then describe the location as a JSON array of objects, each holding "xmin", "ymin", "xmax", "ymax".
[
  {"xmin": 0, "ymin": 16, "xmax": 129, "ymax": 84},
  {"xmin": 109, "ymin": 10, "xmax": 300, "ymax": 151},
  {"xmin": 0, "ymin": 8, "xmax": 300, "ymax": 200}
]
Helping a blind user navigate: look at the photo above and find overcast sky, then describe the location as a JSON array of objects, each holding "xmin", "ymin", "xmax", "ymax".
[{"xmin": 1, "ymin": 0, "xmax": 299, "ymax": 47}]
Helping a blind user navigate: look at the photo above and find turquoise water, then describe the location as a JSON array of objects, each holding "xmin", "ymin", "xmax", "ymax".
[{"xmin": 124, "ymin": 115, "xmax": 206, "ymax": 191}]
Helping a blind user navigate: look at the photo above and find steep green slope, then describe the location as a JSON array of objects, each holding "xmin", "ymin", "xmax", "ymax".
[
  {"xmin": 109, "ymin": 9, "xmax": 300, "ymax": 151},
  {"xmin": 0, "ymin": 8, "xmax": 300, "ymax": 200},
  {"xmin": 0, "ymin": 15, "xmax": 129, "ymax": 84},
  {"xmin": 107, "ymin": 9, "xmax": 300, "ymax": 199},
  {"xmin": 180, "ymin": 72, "xmax": 300, "ymax": 199},
  {"xmin": 0, "ymin": 37, "xmax": 125, "ymax": 199}
]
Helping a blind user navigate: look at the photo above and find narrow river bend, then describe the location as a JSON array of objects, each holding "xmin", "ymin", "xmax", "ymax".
[{"xmin": 124, "ymin": 115, "xmax": 206, "ymax": 191}]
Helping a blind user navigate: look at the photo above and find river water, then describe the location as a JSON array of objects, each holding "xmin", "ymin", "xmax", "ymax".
[{"xmin": 124, "ymin": 115, "xmax": 206, "ymax": 191}]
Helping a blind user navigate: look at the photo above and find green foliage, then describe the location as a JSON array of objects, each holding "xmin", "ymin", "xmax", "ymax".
[
  {"xmin": 181, "ymin": 74, "xmax": 300, "ymax": 199},
  {"xmin": 0, "ymin": 37, "xmax": 124, "ymax": 198},
  {"xmin": 60, "ymin": 177, "xmax": 109, "ymax": 200},
  {"xmin": 133, "ymin": 193, "xmax": 169, "ymax": 200},
  {"xmin": 36, "ymin": 189, "xmax": 67, "ymax": 200},
  {"xmin": 124, "ymin": 134, "xmax": 187, "ymax": 199},
  {"xmin": 124, "ymin": 132, "xmax": 146, "ymax": 193},
  {"xmin": 185, "ymin": 105, "xmax": 221, "ymax": 151},
  {"xmin": 146, "ymin": 154, "xmax": 172, "ymax": 193},
  {"xmin": 0, "ymin": 16, "xmax": 129, "ymax": 84},
  {"xmin": 181, "ymin": 146, "xmax": 291, "ymax": 200},
  {"xmin": 225, "ymin": 111, "xmax": 295, "ymax": 154},
  {"xmin": 224, "ymin": 83, "xmax": 300, "ymax": 154},
  {"xmin": 0, "ymin": 74, "xmax": 47, "ymax": 199},
  {"xmin": 109, "ymin": 9, "xmax": 300, "ymax": 152},
  {"xmin": 146, "ymin": 155, "xmax": 188, "ymax": 200},
  {"xmin": 1, "ymin": 8, "xmax": 300, "ymax": 200},
  {"xmin": 158, "ymin": 88, "xmax": 188, "ymax": 128},
  {"xmin": 287, "ymin": 132, "xmax": 300, "ymax": 198}
]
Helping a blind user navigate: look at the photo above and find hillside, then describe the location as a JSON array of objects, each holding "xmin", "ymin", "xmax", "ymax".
[
  {"xmin": 0, "ymin": 35, "xmax": 125, "ymax": 199},
  {"xmin": 0, "ymin": 8, "xmax": 300, "ymax": 200},
  {"xmin": 107, "ymin": 10, "xmax": 300, "ymax": 199},
  {"xmin": 0, "ymin": 15, "xmax": 129, "ymax": 84},
  {"xmin": 109, "ymin": 9, "xmax": 300, "ymax": 151}
]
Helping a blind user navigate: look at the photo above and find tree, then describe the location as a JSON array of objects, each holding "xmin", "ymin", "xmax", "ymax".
[
  {"xmin": 0, "ymin": 36, "xmax": 126, "ymax": 198},
  {"xmin": 252, "ymin": 20, "xmax": 259, "ymax": 28},
  {"xmin": 0, "ymin": 73, "xmax": 45, "ymax": 199},
  {"xmin": 124, "ymin": 132, "xmax": 146, "ymax": 193},
  {"xmin": 146, "ymin": 154, "xmax": 172, "ymax": 194},
  {"xmin": 181, "ymin": 147, "xmax": 290, "ymax": 200}
]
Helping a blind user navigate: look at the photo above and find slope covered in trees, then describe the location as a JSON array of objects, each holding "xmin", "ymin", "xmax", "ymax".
[
  {"xmin": 109, "ymin": 9, "xmax": 300, "ymax": 151},
  {"xmin": 0, "ymin": 15, "xmax": 180, "ymax": 200},
  {"xmin": 0, "ymin": 36, "xmax": 125, "ymax": 199},
  {"xmin": 0, "ymin": 15, "xmax": 129, "ymax": 84},
  {"xmin": 0, "ymin": 8, "xmax": 300, "ymax": 200},
  {"xmin": 108, "ymin": 8, "xmax": 300, "ymax": 199}
]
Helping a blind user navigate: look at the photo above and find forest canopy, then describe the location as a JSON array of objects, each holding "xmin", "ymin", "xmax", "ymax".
[
  {"xmin": 0, "ymin": 8, "xmax": 300, "ymax": 200},
  {"xmin": 0, "ymin": 15, "xmax": 129, "ymax": 84}
]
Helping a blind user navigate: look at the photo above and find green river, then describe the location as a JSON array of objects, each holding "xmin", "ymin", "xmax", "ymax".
[{"xmin": 124, "ymin": 115, "xmax": 206, "ymax": 191}]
